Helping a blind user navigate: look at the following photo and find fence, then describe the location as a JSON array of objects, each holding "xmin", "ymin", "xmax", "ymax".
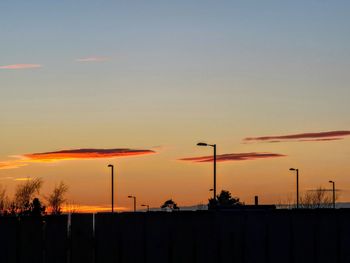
[{"xmin": 0, "ymin": 209, "xmax": 349, "ymax": 263}]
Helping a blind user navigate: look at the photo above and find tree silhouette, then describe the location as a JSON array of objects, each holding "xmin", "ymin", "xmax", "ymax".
[
  {"xmin": 161, "ymin": 199, "xmax": 179, "ymax": 211},
  {"xmin": 299, "ymin": 187, "xmax": 335, "ymax": 209},
  {"xmin": 14, "ymin": 178, "xmax": 43, "ymax": 215},
  {"xmin": 30, "ymin": 198, "xmax": 46, "ymax": 216},
  {"xmin": 208, "ymin": 190, "xmax": 242, "ymax": 209},
  {"xmin": 47, "ymin": 181, "xmax": 68, "ymax": 215},
  {"xmin": 0, "ymin": 185, "xmax": 8, "ymax": 215}
]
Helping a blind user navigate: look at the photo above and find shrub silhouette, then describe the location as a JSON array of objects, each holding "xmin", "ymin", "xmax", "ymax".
[
  {"xmin": 161, "ymin": 199, "xmax": 179, "ymax": 211},
  {"xmin": 208, "ymin": 190, "xmax": 242, "ymax": 210}
]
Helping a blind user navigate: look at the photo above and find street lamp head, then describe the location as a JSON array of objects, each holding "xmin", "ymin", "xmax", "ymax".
[
  {"xmin": 197, "ymin": 142, "xmax": 208, "ymax": 146},
  {"xmin": 128, "ymin": 195, "xmax": 133, "ymax": 198},
  {"xmin": 329, "ymin": 180, "xmax": 334, "ymax": 183},
  {"xmin": 289, "ymin": 168, "xmax": 297, "ymax": 171},
  {"xmin": 108, "ymin": 164, "xmax": 113, "ymax": 167}
]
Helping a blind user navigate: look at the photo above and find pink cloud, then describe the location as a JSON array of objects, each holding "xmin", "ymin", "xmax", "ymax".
[
  {"xmin": 0, "ymin": 64, "xmax": 42, "ymax": 69},
  {"xmin": 76, "ymin": 56, "xmax": 109, "ymax": 62},
  {"xmin": 244, "ymin": 130, "xmax": 350, "ymax": 143},
  {"xmin": 179, "ymin": 152, "xmax": 286, "ymax": 163}
]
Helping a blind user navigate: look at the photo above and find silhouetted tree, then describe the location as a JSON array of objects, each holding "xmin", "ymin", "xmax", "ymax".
[
  {"xmin": 30, "ymin": 198, "xmax": 46, "ymax": 216},
  {"xmin": 161, "ymin": 199, "xmax": 179, "ymax": 211},
  {"xmin": 300, "ymin": 187, "xmax": 335, "ymax": 209},
  {"xmin": 208, "ymin": 190, "xmax": 242, "ymax": 210},
  {"xmin": 0, "ymin": 185, "xmax": 8, "ymax": 215},
  {"xmin": 64, "ymin": 201, "xmax": 80, "ymax": 214},
  {"xmin": 14, "ymin": 178, "xmax": 43, "ymax": 215},
  {"xmin": 47, "ymin": 181, "xmax": 68, "ymax": 215}
]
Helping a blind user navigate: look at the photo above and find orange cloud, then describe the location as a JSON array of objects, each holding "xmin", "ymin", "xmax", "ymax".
[
  {"xmin": 0, "ymin": 64, "xmax": 42, "ymax": 69},
  {"xmin": 23, "ymin": 148, "xmax": 155, "ymax": 162},
  {"xmin": 0, "ymin": 148, "xmax": 155, "ymax": 170},
  {"xmin": 76, "ymin": 56, "xmax": 109, "ymax": 62},
  {"xmin": 0, "ymin": 161, "xmax": 27, "ymax": 170},
  {"xmin": 244, "ymin": 130, "xmax": 350, "ymax": 143},
  {"xmin": 179, "ymin": 152, "xmax": 286, "ymax": 163},
  {"xmin": 14, "ymin": 177, "xmax": 33, "ymax": 181}
]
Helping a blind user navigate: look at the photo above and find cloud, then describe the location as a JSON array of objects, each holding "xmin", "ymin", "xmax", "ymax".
[
  {"xmin": 0, "ymin": 148, "xmax": 155, "ymax": 170},
  {"xmin": 23, "ymin": 148, "xmax": 155, "ymax": 162},
  {"xmin": 14, "ymin": 177, "xmax": 33, "ymax": 181},
  {"xmin": 179, "ymin": 152, "xmax": 286, "ymax": 163},
  {"xmin": 0, "ymin": 161, "xmax": 27, "ymax": 170},
  {"xmin": 244, "ymin": 130, "xmax": 350, "ymax": 143},
  {"xmin": 0, "ymin": 64, "xmax": 42, "ymax": 69},
  {"xmin": 298, "ymin": 138, "xmax": 344, "ymax": 142},
  {"xmin": 0, "ymin": 176, "xmax": 33, "ymax": 181},
  {"xmin": 76, "ymin": 56, "xmax": 109, "ymax": 62}
]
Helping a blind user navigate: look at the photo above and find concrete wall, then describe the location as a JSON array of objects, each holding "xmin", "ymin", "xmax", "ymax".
[{"xmin": 0, "ymin": 209, "xmax": 349, "ymax": 263}]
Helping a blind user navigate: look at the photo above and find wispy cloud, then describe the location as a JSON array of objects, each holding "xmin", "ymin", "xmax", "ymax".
[
  {"xmin": 76, "ymin": 56, "xmax": 109, "ymax": 62},
  {"xmin": 0, "ymin": 64, "xmax": 42, "ymax": 69},
  {"xmin": 179, "ymin": 152, "xmax": 286, "ymax": 163},
  {"xmin": 0, "ymin": 148, "xmax": 155, "ymax": 170},
  {"xmin": 244, "ymin": 130, "xmax": 350, "ymax": 143},
  {"xmin": 0, "ymin": 161, "xmax": 27, "ymax": 170},
  {"xmin": 298, "ymin": 138, "xmax": 344, "ymax": 142},
  {"xmin": 0, "ymin": 176, "xmax": 33, "ymax": 181},
  {"xmin": 14, "ymin": 177, "xmax": 33, "ymax": 181}
]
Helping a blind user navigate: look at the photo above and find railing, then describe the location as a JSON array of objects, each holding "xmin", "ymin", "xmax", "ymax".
[{"xmin": 0, "ymin": 209, "xmax": 349, "ymax": 263}]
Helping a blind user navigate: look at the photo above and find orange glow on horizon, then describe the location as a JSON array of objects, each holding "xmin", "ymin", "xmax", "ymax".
[{"xmin": 61, "ymin": 204, "xmax": 126, "ymax": 213}]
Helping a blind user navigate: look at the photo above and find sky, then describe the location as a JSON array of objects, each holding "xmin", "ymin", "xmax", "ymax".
[{"xmin": 1, "ymin": 1, "xmax": 350, "ymax": 212}]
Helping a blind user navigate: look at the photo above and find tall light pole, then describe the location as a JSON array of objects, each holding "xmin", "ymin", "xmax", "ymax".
[
  {"xmin": 141, "ymin": 204, "xmax": 150, "ymax": 212},
  {"xmin": 289, "ymin": 168, "xmax": 299, "ymax": 209},
  {"xmin": 197, "ymin": 142, "xmax": 217, "ymax": 200},
  {"xmin": 329, "ymin": 180, "xmax": 336, "ymax": 209},
  {"xmin": 108, "ymin": 164, "xmax": 115, "ymax": 213},
  {"xmin": 128, "ymin": 195, "xmax": 136, "ymax": 212}
]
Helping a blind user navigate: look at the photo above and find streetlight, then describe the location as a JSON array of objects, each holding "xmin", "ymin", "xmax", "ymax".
[
  {"xmin": 289, "ymin": 168, "xmax": 299, "ymax": 209},
  {"xmin": 141, "ymin": 204, "xmax": 150, "ymax": 212},
  {"xmin": 329, "ymin": 180, "xmax": 336, "ymax": 209},
  {"xmin": 197, "ymin": 142, "xmax": 217, "ymax": 200},
  {"xmin": 128, "ymin": 195, "xmax": 136, "ymax": 212},
  {"xmin": 108, "ymin": 164, "xmax": 115, "ymax": 213}
]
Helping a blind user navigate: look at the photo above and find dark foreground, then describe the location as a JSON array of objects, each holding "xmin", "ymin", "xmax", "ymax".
[{"xmin": 1, "ymin": 209, "xmax": 349, "ymax": 263}]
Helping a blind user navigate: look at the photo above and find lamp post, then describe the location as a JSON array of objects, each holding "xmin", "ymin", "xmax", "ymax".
[
  {"xmin": 141, "ymin": 204, "xmax": 150, "ymax": 212},
  {"xmin": 197, "ymin": 142, "xmax": 217, "ymax": 200},
  {"xmin": 289, "ymin": 168, "xmax": 299, "ymax": 209},
  {"xmin": 128, "ymin": 195, "xmax": 136, "ymax": 212},
  {"xmin": 108, "ymin": 164, "xmax": 115, "ymax": 213},
  {"xmin": 329, "ymin": 180, "xmax": 336, "ymax": 209}
]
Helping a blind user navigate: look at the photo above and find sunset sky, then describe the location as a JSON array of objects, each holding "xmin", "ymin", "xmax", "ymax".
[{"xmin": 1, "ymin": 1, "xmax": 350, "ymax": 212}]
